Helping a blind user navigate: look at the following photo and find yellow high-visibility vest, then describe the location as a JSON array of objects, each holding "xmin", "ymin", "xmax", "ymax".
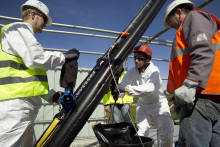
[
  {"xmin": 0, "ymin": 24, "xmax": 49, "ymax": 100},
  {"xmin": 103, "ymin": 70, "xmax": 133, "ymax": 105}
]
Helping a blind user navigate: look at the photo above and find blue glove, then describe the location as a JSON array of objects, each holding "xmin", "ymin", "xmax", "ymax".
[{"xmin": 174, "ymin": 79, "xmax": 199, "ymax": 109}]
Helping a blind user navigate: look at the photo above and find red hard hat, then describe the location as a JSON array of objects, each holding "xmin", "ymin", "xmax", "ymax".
[{"xmin": 132, "ymin": 44, "xmax": 152, "ymax": 57}]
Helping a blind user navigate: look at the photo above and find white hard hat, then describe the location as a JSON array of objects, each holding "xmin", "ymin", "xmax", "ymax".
[
  {"xmin": 21, "ymin": 0, "xmax": 52, "ymax": 26},
  {"xmin": 163, "ymin": 0, "xmax": 195, "ymax": 28}
]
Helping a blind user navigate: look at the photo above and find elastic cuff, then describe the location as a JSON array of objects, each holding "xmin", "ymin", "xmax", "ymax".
[
  {"xmin": 184, "ymin": 78, "xmax": 199, "ymax": 88},
  {"xmin": 185, "ymin": 78, "xmax": 199, "ymax": 84}
]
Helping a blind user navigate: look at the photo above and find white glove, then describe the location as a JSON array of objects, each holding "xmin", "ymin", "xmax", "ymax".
[{"xmin": 174, "ymin": 79, "xmax": 199, "ymax": 109}]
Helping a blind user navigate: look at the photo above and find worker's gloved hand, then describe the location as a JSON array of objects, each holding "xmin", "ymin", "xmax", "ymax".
[
  {"xmin": 64, "ymin": 48, "xmax": 80, "ymax": 61},
  {"xmin": 52, "ymin": 91, "xmax": 64, "ymax": 103},
  {"xmin": 174, "ymin": 79, "xmax": 199, "ymax": 110},
  {"xmin": 113, "ymin": 84, "xmax": 126, "ymax": 93}
]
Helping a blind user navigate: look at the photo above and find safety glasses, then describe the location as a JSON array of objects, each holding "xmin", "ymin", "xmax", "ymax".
[
  {"xmin": 33, "ymin": 12, "xmax": 48, "ymax": 25},
  {"xmin": 134, "ymin": 56, "xmax": 146, "ymax": 61}
]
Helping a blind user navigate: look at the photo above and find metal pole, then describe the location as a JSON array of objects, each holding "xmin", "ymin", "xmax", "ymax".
[{"xmin": 41, "ymin": 0, "xmax": 167, "ymax": 146}]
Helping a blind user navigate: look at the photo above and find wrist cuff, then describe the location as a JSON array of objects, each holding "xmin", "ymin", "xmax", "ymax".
[{"xmin": 184, "ymin": 78, "xmax": 199, "ymax": 88}]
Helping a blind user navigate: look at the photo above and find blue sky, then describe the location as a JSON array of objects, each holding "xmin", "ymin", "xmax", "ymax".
[{"xmin": 1, "ymin": 0, "xmax": 220, "ymax": 90}]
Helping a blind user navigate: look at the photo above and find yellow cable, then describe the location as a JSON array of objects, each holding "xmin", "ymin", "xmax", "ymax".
[{"xmin": 35, "ymin": 118, "xmax": 60, "ymax": 147}]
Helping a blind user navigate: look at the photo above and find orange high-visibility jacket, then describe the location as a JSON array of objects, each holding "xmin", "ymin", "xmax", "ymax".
[{"xmin": 167, "ymin": 9, "xmax": 220, "ymax": 95}]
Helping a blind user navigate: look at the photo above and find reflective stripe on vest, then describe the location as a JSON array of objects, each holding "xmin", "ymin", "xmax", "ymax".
[
  {"xmin": 0, "ymin": 24, "xmax": 49, "ymax": 100},
  {"xmin": 102, "ymin": 70, "xmax": 133, "ymax": 105},
  {"xmin": 167, "ymin": 11, "xmax": 220, "ymax": 95}
]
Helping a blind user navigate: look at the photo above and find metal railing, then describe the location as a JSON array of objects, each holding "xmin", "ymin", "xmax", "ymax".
[{"xmin": 0, "ymin": 15, "xmax": 172, "ymax": 47}]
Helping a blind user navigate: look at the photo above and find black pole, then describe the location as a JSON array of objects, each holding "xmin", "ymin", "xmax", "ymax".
[{"xmin": 43, "ymin": 0, "xmax": 166, "ymax": 146}]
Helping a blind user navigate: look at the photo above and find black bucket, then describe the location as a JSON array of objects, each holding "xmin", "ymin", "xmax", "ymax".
[{"xmin": 92, "ymin": 122, "xmax": 154, "ymax": 147}]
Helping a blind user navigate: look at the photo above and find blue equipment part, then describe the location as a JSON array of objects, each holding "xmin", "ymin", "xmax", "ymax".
[{"xmin": 60, "ymin": 90, "xmax": 76, "ymax": 111}]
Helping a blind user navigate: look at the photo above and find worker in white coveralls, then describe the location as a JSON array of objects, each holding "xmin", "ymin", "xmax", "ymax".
[
  {"xmin": 114, "ymin": 44, "xmax": 174, "ymax": 147},
  {"xmin": 0, "ymin": 0, "xmax": 79, "ymax": 147}
]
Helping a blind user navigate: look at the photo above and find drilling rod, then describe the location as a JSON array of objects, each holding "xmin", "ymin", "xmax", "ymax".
[{"xmin": 43, "ymin": 0, "xmax": 166, "ymax": 146}]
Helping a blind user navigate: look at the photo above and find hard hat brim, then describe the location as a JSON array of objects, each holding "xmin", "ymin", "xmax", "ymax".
[{"xmin": 45, "ymin": 15, "xmax": 52, "ymax": 26}]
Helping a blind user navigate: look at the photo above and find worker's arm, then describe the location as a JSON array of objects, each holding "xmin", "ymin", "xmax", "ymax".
[
  {"xmin": 182, "ymin": 11, "xmax": 217, "ymax": 89},
  {"xmin": 126, "ymin": 71, "xmax": 160, "ymax": 97},
  {"xmin": 120, "ymin": 66, "xmax": 161, "ymax": 98},
  {"xmin": 2, "ymin": 23, "xmax": 65, "ymax": 71}
]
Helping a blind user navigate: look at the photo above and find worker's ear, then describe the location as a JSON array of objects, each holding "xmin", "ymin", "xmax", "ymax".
[
  {"xmin": 30, "ymin": 11, "xmax": 35, "ymax": 21},
  {"xmin": 176, "ymin": 8, "xmax": 182, "ymax": 19}
]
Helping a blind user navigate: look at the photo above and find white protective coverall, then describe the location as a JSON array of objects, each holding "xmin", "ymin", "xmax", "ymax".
[
  {"xmin": 120, "ymin": 61, "xmax": 174, "ymax": 147},
  {"xmin": 0, "ymin": 22, "xmax": 65, "ymax": 147}
]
